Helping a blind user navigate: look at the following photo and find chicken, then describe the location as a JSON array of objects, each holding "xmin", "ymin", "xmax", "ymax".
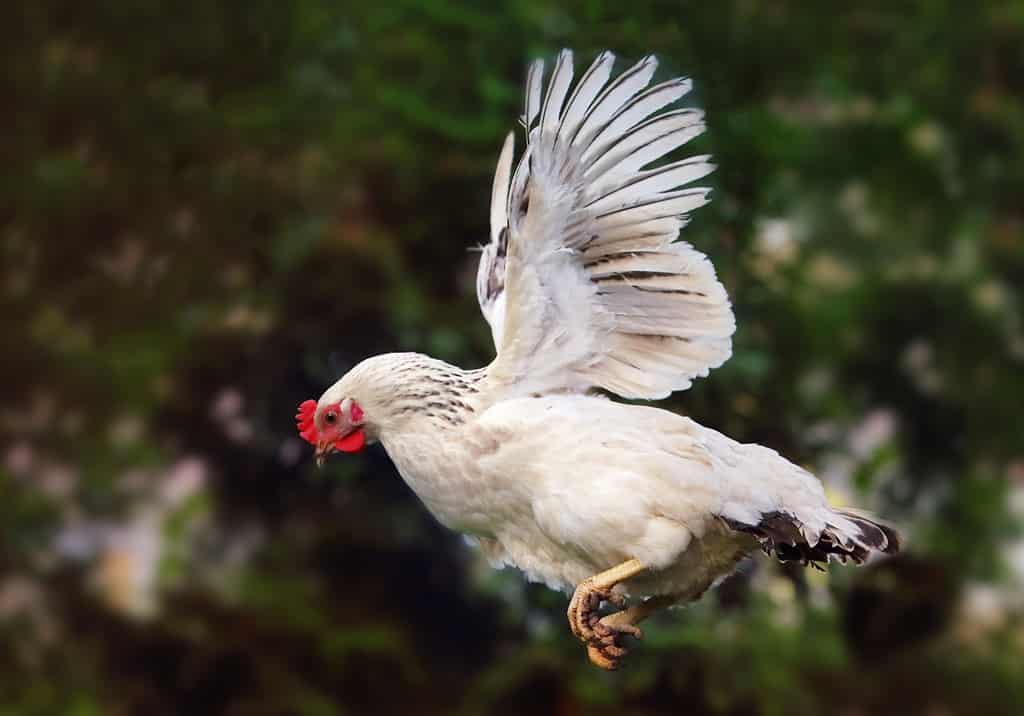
[{"xmin": 296, "ymin": 50, "xmax": 900, "ymax": 670}]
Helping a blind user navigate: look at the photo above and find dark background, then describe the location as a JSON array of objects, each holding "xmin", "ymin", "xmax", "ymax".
[{"xmin": 4, "ymin": 1, "xmax": 1023, "ymax": 714}]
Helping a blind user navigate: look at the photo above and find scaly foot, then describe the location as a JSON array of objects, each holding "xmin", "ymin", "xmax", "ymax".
[
  {"xmin": 567, "ymin": 579, "xmax": 627, "ymax": 641},
  {"xmin": 585, "ymin": 614, "xmax": 644, "ymax": 670},
  {"xmin": 567, "ymin": 558, "xmax": 648, "ymax": 670}
]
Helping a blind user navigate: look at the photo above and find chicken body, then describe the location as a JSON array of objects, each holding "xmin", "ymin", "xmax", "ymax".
[
  {"xmin": 430, "ymin": 393, "xmax": 755, "ymax": 599},
  {"xmin": 325, "ymin": 353, "xmax": 875, "ymax": 601}
]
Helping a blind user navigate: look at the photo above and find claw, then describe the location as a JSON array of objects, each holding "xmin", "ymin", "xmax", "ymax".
[
  {"xmin": 598, "ymin": 641, "xmax": 628, "ymax": 658},
  {"xmin": 596, "ymin": 620, "xmax": 643, "ymax": 641},
  {"xmin": 587, "ymin": 643, "xmax": 620, "ymax": 670},
  {"xmin": 589, "ymin": 614, "xmax": 644, "ymax": 668},
  {"xmin": 568, "ymin": 583, "xmax": 645, "ymax": 670},
  {"xmin": 566, "ymin": 559, "xmax": 649, "ymax": 670},
  {"xmin": 586, "ymin": 619, "xmax": 643, "ymax": 670},
  {"xmin": 568, "ymin": 582, "xmax": 624, "ymax": 642}
]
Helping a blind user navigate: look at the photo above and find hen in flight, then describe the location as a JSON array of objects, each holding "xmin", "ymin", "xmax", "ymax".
[{"xmin": 296, "ymin": 50, "xmax": 899, "ymax": 669}]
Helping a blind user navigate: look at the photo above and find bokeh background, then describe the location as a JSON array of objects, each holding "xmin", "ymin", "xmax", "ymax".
[{"xmin": 5, "ymin": 1, "xmax": 1024, "ymax": 714}]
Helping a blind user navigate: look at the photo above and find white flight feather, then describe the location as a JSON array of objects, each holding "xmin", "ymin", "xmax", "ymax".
[
  {"xmin": 585, "ymin": 109, "xmax": 706, "ymax": 182},
  {"xmin": 539, "ymin": 49, "xmax": 574, "ymax": 139},
  {"xmin": 522, "ymin": 59, "xmax": 544, "ymax": 128},
  {"xmin": 558, "ymin": 50, "xmax": 615, "ymax": 141},
  {"xmin": 593, "ymin": 188, "xmax": 712, "ymax": 227},
  {"xmin": 489, "ymin": 132, "xmax": 515, "ymax": 243},
  {"xmin": 583, "ymin": 156, "xmax": 715, "ymax": 212},
  {"xmin": 580, "ymin": 78, "xmax": 693, "ymax": 164},
  {"xmin": 572, "ymin": 55, "xmax": 659, "ymax": 147}
]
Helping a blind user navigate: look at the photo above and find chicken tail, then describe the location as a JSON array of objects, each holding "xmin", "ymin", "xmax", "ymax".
[{"xmin": 721, "ymin": 509, "xmax": 901, "ymax": 569}]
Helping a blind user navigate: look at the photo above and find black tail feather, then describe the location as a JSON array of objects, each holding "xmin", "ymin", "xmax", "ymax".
[
  {"xmin": 721, "ymin": 510, "xmax": 901, "ymax": 568},
  {"xmin": 838, "ymin": 510, "xmax": 902, "ymax": 555}
]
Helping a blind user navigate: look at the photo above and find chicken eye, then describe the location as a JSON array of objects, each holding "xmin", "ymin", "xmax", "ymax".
[{"xmin": 324, "ymin": 411, "xmax": 337, "ymax": 425}]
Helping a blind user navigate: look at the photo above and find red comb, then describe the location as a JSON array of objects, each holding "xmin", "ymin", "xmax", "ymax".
[{"xmin": 296, "ymin": 399, "xmax": 319, "ymax": 444}]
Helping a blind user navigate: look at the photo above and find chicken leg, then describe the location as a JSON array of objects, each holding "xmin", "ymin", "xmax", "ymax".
[{"xmin": 568, "ymin": 559, "xmax": 677, "ymax": 670}]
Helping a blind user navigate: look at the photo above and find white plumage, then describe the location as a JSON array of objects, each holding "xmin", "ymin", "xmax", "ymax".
[{"xmin": 307, "ymin": 50, "xmax": 899, "ymax": 670}]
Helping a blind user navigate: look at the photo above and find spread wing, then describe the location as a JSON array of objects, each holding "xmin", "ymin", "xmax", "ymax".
[{"xmin": 480, "ymin": 50, "xmax": 735, "ymax": 399}]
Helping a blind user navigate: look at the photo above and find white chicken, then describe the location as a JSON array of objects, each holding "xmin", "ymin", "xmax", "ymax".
[{"xmin": 296, "ymin": 49, "xmax": 899, "ymax": 670}]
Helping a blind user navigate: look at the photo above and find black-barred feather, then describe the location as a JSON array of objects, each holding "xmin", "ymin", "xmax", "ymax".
[{"xmin": 721, "ymin": 510, "xmax": 901, "ymax": 568}]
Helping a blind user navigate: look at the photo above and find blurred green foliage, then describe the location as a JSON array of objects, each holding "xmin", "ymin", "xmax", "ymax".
[{"xmin": 2, "ymin": 1, "xmax": 1023, "ymax": 714}]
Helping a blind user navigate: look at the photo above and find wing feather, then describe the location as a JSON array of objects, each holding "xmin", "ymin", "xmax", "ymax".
[
  {"xmin": 558, "ymin": 51, "xmax": 616, "ymax": 140},
  {"xmin": 584, "ymin": 156, "xmax": 715, "ymax": 212},
  {"xmin": 572, "ymin": 55, "xmax": 659, "ymax": 146},
  {"xmin": 540, "ymin": 49, "xmax": 574, "ymax": 137},
  {"xmin": 479, "ymin": 51, "xmax": 734, "ymax": 399},
  {"xmin": 586, "ymin": 109, "xmax": 706, "ymax": 182},
  {"xmin": 522, "ymin": 59, "xmax": 544, "ymax": 128},
  {"xmin": 477, "ymin": 133, "xmax": 516, "ymax": 347},
  {"xmin": 581, "ymin": 78, "xmax": 693, "ymax": 164},
  {"xmin": 489, "ymin": 132, "xmax": 515, "ymax": 243}
]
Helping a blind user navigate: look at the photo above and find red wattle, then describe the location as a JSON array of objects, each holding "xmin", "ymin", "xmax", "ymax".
[{"xmin": 335, "ymin": 429, "xmax": 366, "ymax": 453}]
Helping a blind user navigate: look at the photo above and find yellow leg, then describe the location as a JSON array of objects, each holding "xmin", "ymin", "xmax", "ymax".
[
  {"xmin": 567, "ymin": 559, "xmax": 652, "ymax": 670},
  {"xmin": 599, "ymin": 593, "xmax": 678, "ymax": 630}
]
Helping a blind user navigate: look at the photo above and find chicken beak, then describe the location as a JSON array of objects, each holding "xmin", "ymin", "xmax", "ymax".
[{"xmin": 315, "ymin": 440, "xmax": 333, "ymax": 468}]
